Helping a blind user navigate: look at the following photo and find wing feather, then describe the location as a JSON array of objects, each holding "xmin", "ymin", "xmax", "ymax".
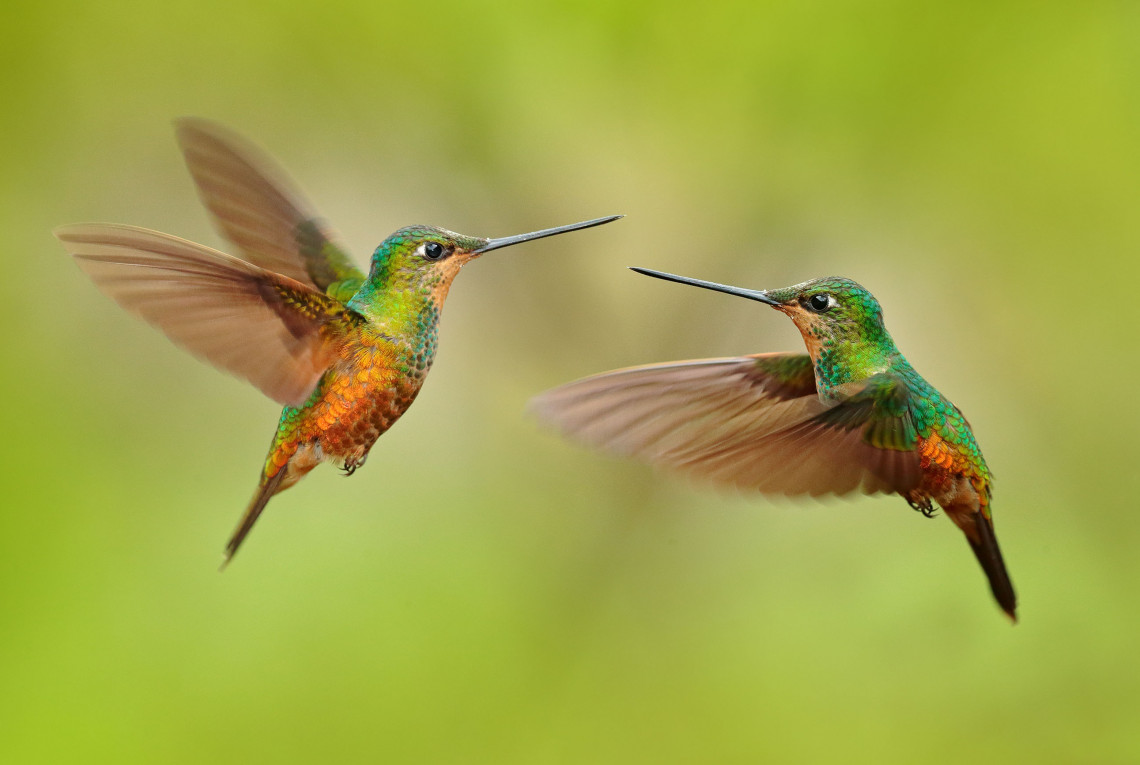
[
  {"xmin": 175, "ymin": 118, "xmax": 365, "ymax": 289},
  {"xmin": 58, "ymin": 223, "xmax": 358, "ymax": 407},
  {"xmin": 532, "ymin": 356, "xmax": 923, "ymax": 497},
  {"xmin": 531, "ymin": 355, "xmax": 819, "ymax": 461}
]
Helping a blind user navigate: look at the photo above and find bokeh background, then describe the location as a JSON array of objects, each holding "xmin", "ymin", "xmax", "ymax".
[{"xmin": 3, "ymin": 2, "xmax": 1138, "ymax": 762}]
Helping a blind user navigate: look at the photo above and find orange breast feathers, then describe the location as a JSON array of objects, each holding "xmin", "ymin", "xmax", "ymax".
[
  {"xmin": 916, "ymin": 432, "xmax": 971, "ymax": 474},
  {"xmin": 321, "ymin": 344, "xmax": 402, "ymax": 421},
  {"xmin": 299, "ymin": 343, "xmax": 405, "ymax": 444},
  {"xmin": 916, "ymin": 431, "xmax": 993, "ymax": 516}
]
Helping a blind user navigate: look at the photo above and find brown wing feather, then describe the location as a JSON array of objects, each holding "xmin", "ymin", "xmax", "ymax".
[
  {"xmin": 57, "ymin": 223, "xmax": 355, "ymax": 407},
  {"xmin": 532, "ymin": 354, "xmax": 821, "ymax": 461},
  {"xmin": 675, "ymin": 406, "xmax": 920, "ymax": 496},
  {"xmin": 175, "ymin": 118, "xmax": 364, "ymax": 289},
  {"xmin": 532, "ymin": 357, "xmax": 922, "ymax": 498}
]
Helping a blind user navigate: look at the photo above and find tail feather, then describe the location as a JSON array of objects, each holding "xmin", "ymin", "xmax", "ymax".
[
  {"xmin": 965, "ymin": 513, "xmax": 1018, "ymax": 622},
  {"xmin": 220, "ymin": 466, "xmax": 288, "ymax": 569}
]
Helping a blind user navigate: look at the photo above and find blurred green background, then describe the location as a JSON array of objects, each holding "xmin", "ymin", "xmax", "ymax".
[{"xmin": 3, "ymin": 1, "xmax": 1138, "ymax": 762}]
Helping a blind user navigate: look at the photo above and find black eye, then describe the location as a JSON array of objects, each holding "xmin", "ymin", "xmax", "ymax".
[
  {"xmin": 808, "ymin": 294, "xmax": 832, "ymax": 311},
  {"xmin": 423, "ymin": 242, "xmax": 445, "ymax": 260}
]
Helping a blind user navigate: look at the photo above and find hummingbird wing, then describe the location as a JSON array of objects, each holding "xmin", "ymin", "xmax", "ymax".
[
  {"xmin": 702, "ymin": 371, "xmax": 924, "ymax": 496},
  {"xmin": 531, "ymin": 357, "xmax": 922, "ymax": 497},
  {"xmin": 58, "ymin": 223, "xmax": 361, "ymax": 408},
  {"xmin": 175, "ymin": 118, "xmax": 366, "ymax": 291},
  {"xmin": 531, "ymin": 353, "xmax": 820, "ymax": 463}
]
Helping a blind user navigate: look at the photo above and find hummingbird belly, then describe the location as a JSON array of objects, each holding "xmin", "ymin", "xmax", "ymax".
[
  {"xmin": 316, "ymin": 344, "xmax": 426, "ymax": 463},
  {"xmin": 914, "ymin": 432, "xmax": 988, "ymax": 514},
  {"xmin": 270, "ymin": 335, "xmax": 427, "ymax": 475}
]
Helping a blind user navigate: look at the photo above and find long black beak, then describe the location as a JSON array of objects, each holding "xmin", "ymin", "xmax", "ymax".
[
  {"xmin": 629, "ymin": 267, "xmax": 779, "ymax": 305},
  {"xmin": 474, "ymin": 215, "xmax": 623, "ymax": 254}
]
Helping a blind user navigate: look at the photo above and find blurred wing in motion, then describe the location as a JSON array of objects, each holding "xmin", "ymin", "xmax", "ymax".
[
  {"xmin": 58, "ymin": 223, "xmax": 362, "ymax": 407},
  {"xmin": 175, "ymin": 117, "xmax": 365, "ymax": 291},
  {"xmin": 531, "ymin": 354, "xmax": 922, "ymax": 497}
]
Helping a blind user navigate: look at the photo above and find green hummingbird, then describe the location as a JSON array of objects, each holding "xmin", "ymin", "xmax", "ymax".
[
  {"xmin": 56, "ymin": 118, "xmax": 621, "ymax": 564},
  {"xmin": 532, "ymin": 268, "xmax": 1017, "ymax": 621}
]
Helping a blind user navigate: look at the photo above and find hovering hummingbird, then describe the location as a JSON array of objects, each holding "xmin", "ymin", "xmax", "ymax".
[
  {"xmin": 57, "ymin": 118, "xmax": 621, "ymax": 564},
  {"xmin": 532, "ymin": 268, "xmax": 1016, "ymax": 621}
]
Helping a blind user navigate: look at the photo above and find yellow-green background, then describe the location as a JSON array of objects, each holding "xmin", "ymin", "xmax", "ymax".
[{"xmin": 3, "ymin": 2, "xmax": 1137, "ymax": 762}]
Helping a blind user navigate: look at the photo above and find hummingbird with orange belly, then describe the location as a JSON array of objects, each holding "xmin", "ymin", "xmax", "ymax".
[
  {"xmin": 532, "ymin": 268, "xmax": 1017, "ymax": 621},
  {"xmin": 56, "ymin": 119, "xmax": 620, "ymax": 564}
]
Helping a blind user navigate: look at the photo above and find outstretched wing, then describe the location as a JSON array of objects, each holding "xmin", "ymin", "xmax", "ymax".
[
  {"xmin": 175, "ymin": 117, "xmax": 365, "ymax": 291},
  {"xmin": 58, "ymin": 223, "xmax": 363, "ymax": 407},
  {"xmin": 531, "ymin": 353, "xmax": 820, "ymax": 461},
  {"xmin": 531, "ymin": 355, "xmax": 922, "ymax": 497}
]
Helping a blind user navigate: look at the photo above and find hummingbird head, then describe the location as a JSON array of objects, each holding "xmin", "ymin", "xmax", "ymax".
[
  {"xmin": 755, "ymin": 276, "xmax": 889, "ymax": 354},
  {"xmin": 365, "ymin": 225, "xmax": 483, "ymax": 302},
  {"xmin": 363, "ymin": 216, "xmax": 622, "ymax": 306},
  {"xmin": 349, "ymin": 216, "xmax": 621, "ymax": 333},
  {"xmin": 630, "ymin": 268, "xmax": 899, "ymax": 393}
]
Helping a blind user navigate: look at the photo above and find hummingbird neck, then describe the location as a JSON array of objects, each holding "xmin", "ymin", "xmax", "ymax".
[
  {"xmin": 347, "ymin": 268, "xmax": 448, "ymax": 351},
  {"xmin": 807, "ymin": 326, "xmax": 900, "ymax": 401}
]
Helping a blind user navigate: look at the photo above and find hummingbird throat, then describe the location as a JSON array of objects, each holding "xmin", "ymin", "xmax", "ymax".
[{"xmin": 796, "ymin": 315, "xmax": 898, "ymax": 399}]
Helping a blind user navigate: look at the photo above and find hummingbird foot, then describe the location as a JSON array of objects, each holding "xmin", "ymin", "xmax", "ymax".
[
  {"xmin": 341, "ymin": 453, "xmax": 367, "ymax": 476},
  {"xmin": 906, "ymin": 493, "xmax": 937, "ymax": 518}
]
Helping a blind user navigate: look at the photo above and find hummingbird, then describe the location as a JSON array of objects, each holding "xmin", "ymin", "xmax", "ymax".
[
  {"xmin": 531, "ymin": 268, "xmax": 1017, "ymax": 621},
  {"xmin": 56, "ymin": 118, "xmax": 621, "ymax": 564}
]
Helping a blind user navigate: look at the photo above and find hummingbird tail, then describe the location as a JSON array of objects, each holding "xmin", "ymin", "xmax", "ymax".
[
  {"xmin": 964, "ymin": 512, "xmax": 1018, "ymax": 623},
  {"xmin": 221, "ymin": 466, "xmax": 288, "ymax": 569}
]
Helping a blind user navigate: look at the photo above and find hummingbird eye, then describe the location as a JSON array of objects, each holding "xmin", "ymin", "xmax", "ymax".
[
  {"xmin": 422, "ymin": 242, "xmax": 445, "ymax": 260},
  {"xmin": 807, "ymin": 293, "xmax": 834, "ymax": 312}
]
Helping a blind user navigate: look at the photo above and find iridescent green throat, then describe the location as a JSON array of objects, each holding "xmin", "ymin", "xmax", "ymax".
[
  {"xmin": 346, "ymin": 235, "xmax": 445, "ymax": 355},
  {"xmin": 811, "ymin": 322, "xmax": 900, "ymax": 394}
]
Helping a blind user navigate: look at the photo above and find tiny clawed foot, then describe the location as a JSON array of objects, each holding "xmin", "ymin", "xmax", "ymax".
[
  {"xmin": 907, "ymin": 496, "xmax": 937, "ymax": 518},
  {"xmin": 341, "ymin": 454, "xmax": 367, "ymax": 476}
]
